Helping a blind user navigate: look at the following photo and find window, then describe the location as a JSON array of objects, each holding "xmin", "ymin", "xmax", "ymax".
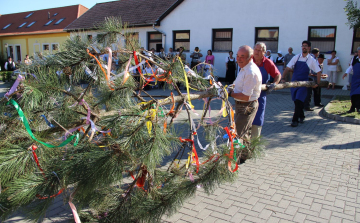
[
  {"xmin": 18, "ymin": 22, "xmax": 27, "ymax": 28},
  {"xmin": 27, "ymin": 21, "xmax": 36, "ymax": 27},
  {"xmin": 43, "ymin": 44, "xmax": 50, "ymax": 51},
  {"xmin": 25, "ymin": 12, "xmax": 33, "ymax": 18},
  {"xmin": 53, "ymin": 13, "xmax": 58, "ymax": 17},
  {"xmin": 255, "ymin": 27, "xmax": 279, "ymax": 53},
  {"xmin": 212, "ymin": 29, "xmax": 233, "ymax": 51},
  {"xmin": 173, "ymin": 30, "xmax": 190, "ymax": 51},
  {"xmin": 148, "ymin": 32, "xmax": 162, "ymax": 51},
  {"xmin": 52, "ymin": 43, "xmax": 59, "ymax": 51},
  {"xmin": 44, "ymin": 19, "xmax": 55, "ymax": 26},
  {"xmin": 352, "ymin": 28, "xmax": 360, "ymax": 54},
  {"xmin": 54, "ymin": 18, "xmax": 65, "ymax": 25},
  {"xmin": 3, "ymin": 23, "xmax": 11, "ymax": 29},
  {"xmin": 308, "ymin": 26, "xmax": 336, "ymax": 53}
]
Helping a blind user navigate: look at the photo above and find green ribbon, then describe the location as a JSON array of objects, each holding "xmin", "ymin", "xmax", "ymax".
[{"xmin": 6, "ymin": 99, "xmax": 79, "ymax": 148}]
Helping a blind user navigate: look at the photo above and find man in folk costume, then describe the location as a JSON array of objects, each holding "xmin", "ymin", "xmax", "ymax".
[
  {"xmin": 343, "ymin": 46, "xmax": 360, "ymax": 112},
  {"xmin": 282, "ymin": 41, "xmax": 323, "ymax": 127},
  {"xmin": 251, "ymin": 43, "xmax": 281, "ymax": 138}
]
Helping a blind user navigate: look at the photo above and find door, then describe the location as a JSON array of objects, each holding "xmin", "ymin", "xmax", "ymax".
[{"xmin": 15, "ymin": 45, "xmax": 21, "ymax": 62}]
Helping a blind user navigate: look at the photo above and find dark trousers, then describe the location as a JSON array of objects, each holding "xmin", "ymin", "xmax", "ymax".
[
  {"xmin": 292, "ymin": 100, "xmax": 305, "ymax": 122},
  {"xmin": 350, "ymin": 94, "xmax": 360, "ymax": 111},
  {"xmin": 304, "ymin": 77, "xmax": 321, "ymax": 108}
]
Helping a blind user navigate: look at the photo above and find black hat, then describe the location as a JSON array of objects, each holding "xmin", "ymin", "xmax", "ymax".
[{"xmin": 318, "ymin": 54, "xmax": 326, "ymax": 59}]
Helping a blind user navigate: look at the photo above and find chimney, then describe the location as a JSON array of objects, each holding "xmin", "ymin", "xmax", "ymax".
[{"xmin": 48, "ymin": 12, "xmax": 50, "ymax": 19}]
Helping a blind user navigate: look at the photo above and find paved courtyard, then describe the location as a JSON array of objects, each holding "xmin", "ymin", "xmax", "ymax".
[{"xmin": 2, "ymin": 83, "xmax": 360, "ymax": 223}]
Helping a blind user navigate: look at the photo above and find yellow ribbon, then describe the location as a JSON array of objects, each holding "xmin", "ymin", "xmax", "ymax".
[
  {"xmin": 222, "ymin": 85, "xmax": 228, "ymax": 117},
  {"xmin": 178, "ymin": 56, "xmax": 194, "ymax": 109},
  {"xmin": 185, "ymin": 152, "xmax": 191, "ymax": 169}
]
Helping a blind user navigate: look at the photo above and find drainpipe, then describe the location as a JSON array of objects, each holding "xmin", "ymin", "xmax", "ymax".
[{"xmin": 152, "ymin": 24, "xmax": 166, "ymax": 49}]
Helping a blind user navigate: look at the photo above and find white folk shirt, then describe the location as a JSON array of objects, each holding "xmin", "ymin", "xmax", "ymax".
[
  {"xmin": 233, "ymin": 60, "xmax": 262, "ymax": 102},
  {"xmin": 286, "ymin": 53, "xmax": 321, "ymax": 73}
]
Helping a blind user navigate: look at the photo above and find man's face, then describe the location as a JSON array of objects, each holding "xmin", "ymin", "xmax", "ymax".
[
  {"xmin": 8, "ymin": 58, "xmax": 12, "ymax": 62},
  {"xmin": 237, "ymin": 48, "xmax": 251, "ymax": 68},
  {"xmin": 288, "ymin": 48, "xmax": 293, "ymax": 54},
  {"xmin": 26, "ymin": 55, "xmax": 29, "ymax": 59},
  {"xmin": 318, "ymin": 58, "xmax": 324, "ymax": 64},
  {"xmin": 302, "ymin": 44, "xmax": 310, "ymax": 54},
  {"xmin": 253, "ymin": 45, "xmax": 265, "ymax": 61},
  {"xmin": 266, "ymin": 51, "xmax": 270, "ymax": 56},
  {"xmin": 357, "ymin": 49, "xmax": 360, "ymax": 56},
  {"xmin": 169, "ymin": 48, "xmax": 173, "ymax": 52},
  {"xmin": 314, "ymin": 52, "xmax": 319, "ymax": 58}
]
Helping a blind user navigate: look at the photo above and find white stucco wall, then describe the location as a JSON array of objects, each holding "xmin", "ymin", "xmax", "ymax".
[
  {"xmin": 155, "ymin": 0, "xmax": 359, "ymax": 86},
  {"xmin": 70, "ymin": 0, "xmax": 360, "ymax": 86}
]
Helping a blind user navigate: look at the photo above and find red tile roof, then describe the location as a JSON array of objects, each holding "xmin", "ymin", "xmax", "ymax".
[
  {"xmin": 64, "ymin": 0, "xmax": 183, "ymax": 31},
  {"xmin": 0, "ymin": 5, "xmax": 88, "ymax": 36}
]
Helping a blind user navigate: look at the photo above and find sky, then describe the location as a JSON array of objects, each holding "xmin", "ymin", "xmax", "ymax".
[{"xmin": 1, "ymin": 0, "xmax": 113, "ymax": 15}]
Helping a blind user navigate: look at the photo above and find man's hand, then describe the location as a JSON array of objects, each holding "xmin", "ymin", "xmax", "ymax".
[
  {"xmin": 267, "ymin": 83, "xmax": 276, "ymax": 93},
  {"xmin": 280, "ymin": 79, "xmax": 286, "ymax": 83},
  {"xmin": 342, "ymin": 73, "xmax": 348, "ymax": 80},
  {"xmin": 312, "ymin": 84, "xmax": 319, "ymax": 88}
]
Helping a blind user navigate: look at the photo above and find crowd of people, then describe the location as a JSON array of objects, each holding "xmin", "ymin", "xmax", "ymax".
[{"xmin": 227, "ymin": 39, "xmax": 360, "ymax": 158}]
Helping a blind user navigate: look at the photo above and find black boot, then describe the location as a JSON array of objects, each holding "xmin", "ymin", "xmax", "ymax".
[{"xmin": 348, "ymin": 95, "xmax": 356, "ymax": 113}]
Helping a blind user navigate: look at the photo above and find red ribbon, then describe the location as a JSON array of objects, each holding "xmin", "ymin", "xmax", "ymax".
[
  {"xmin": 31, "ymin": 145, "xmax": 45, "ymax": 177},
  {"xmin": 31, "ymin": 145, "xmax": 65, "ymax": 199},
  {"xmin": 179, "ymin": 137, "xmax": 199, "ymax": 173},
  {"xmin": 133, "ymin": 51, "xmax": 143, "ymax": 77},
  {"xmin": 224, "ymin": 127, "xmax": 238, "ymax": 172}
]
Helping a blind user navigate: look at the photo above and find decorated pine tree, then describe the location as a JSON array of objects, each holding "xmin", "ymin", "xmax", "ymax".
[
  {"xmin": 0, "ymin": 18, "xmax": 326, "ymax": 222},
  {"xmin": 0, "ymin": 18, "xmax": 254, "ymax": 223}
]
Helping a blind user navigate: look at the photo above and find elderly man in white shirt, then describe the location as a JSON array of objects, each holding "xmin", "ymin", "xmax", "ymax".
[{"xmin": 228, "ymin": 45, "xmax": 262, "ymax": 140}]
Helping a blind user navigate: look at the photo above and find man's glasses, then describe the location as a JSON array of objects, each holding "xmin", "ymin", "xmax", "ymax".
[{"xmin": 301, "ymin": 45, "xmax": 309, "ymax": 48}]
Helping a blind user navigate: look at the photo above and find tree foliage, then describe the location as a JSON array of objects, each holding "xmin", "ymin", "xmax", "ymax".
[
  {"xmin": 344, "ymin": 0, "xmax": 360, "ymax": 29},
  {"xmin": 0, "ymin": 17, "xmax": 263, "ymax": 222}
]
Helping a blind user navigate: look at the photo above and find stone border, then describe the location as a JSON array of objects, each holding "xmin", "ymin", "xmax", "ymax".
[{"xmin": 321, "ymin": 96, "xmax": 360, "ymax": 124}]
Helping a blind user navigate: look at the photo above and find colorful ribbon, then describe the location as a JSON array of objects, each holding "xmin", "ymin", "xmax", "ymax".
[
  {"xmin": 40, "ymin": 115, "xmax": 55, "ymax": 128},
  {"xmin": 4, "ymin": 75, "xmax": 24, "ymax": 99},
  {"xmin": 178, "ymin": 57, "xmax": 194, "ymax": 109},
  {"xmin": 223, "ymin": 127, "xmax": 238, "ymax": 172},
  {"xmin": 179, "ymin": 137, "xmax": 199, "ymax": 173},
  {"xmin": 86, "ymin": 49, "xmax": 114, "ymax": 90},
  {"xmin": 7, "ymin": 99, "xmax": 79, "ymax": 148}
]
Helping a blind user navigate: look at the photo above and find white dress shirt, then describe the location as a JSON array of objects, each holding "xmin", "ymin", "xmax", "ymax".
[
  {"xmin": 286, "ymin": 53, "xmax": 321, "ymax": 73},
  {"xmin": 233, "ymin": 60, "xmax": 262, "ymax": 102}
]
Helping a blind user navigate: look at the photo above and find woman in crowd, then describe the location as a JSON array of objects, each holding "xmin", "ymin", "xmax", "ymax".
[
  {"xmin": 327, "ymin": 50, "xmax": 339, "ymax": 90},
  {"xmin": 225, "ymin": 50, "xmax": 237, "ymax": 83},
  {"xmin": 205, "ymin": 50, "xmax": 214, "ymax": 65}
]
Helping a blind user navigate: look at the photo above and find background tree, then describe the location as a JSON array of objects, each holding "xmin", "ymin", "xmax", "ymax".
[{"xmin": 344, "ymin": 0, "xmax": 360, "ymax": 29}]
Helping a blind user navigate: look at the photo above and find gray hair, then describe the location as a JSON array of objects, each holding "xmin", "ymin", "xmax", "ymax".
[
  {"xmin": 239, "ymin": 45, "xmax": 253, "ymax": 60},
  {"xmin": 255, "ymin": 42, "xmax": 266, "ymax": 53},
  {"xmin": 357, "ymin": 46, "xmax": 360, "ymax": 51}
]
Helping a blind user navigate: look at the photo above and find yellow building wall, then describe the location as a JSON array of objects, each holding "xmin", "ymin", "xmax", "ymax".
[{"xmin": 1, "ymin": 32, "xmax": 70, "ymax": 62}]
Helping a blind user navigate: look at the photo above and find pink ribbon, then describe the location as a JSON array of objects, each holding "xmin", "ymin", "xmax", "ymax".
[
  {"xmin": 4, "ymin": 75, "xmax": 24, "ymax": 100},
  {"xmin": 69, "ymin": 192, "xmax": 81, "ymax": 223}
]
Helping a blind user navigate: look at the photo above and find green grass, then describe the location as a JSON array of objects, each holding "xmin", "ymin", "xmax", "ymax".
[{"xmin": 327, "ymin": 95, "xmax": 360, "ymax": 119}]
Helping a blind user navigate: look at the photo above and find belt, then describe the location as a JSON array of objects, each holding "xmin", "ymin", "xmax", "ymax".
[{"xmin": 235, "ymin": 100, "xmax": 257, "ymax": 105}]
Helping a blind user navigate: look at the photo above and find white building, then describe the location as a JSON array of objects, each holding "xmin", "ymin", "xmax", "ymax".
[{"xmin": 65, "ymin": 0, "xmax": 360, "ymax": 86}]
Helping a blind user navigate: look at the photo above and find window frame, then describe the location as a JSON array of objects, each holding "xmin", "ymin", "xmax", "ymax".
[
  {"xmin": 3, "ymin": 23, "xmax": 12, "ymax": 30},
  {"xmin": 42, "ymin": 43, "xmax": 50, "ymax": 52},
  {"xmin": 351, "ymin": 27, "xmax": 360, "ymax": 54},
  {"xmin": 54, "ymin": 18, "xmax": 65, "ymax": 25},
  {"xmin": 254, "ymin": 27, "xmax": 279, "ymax": 53},
  {"xmin": 18, "ymin": 22, "xmax": 27, "ymax": 28},
  {"xmin": 173, "ymin": 30, "xmax": 190, "ymax": 52},
  {"xmin": 307, "ymin": 26, "xmax": 337, "ymax": 54},
  {"xmin": 44, "ymin": 19, "xmax": 55, "ymax": 26},
  {"xmin": 212, "ymin": 28, "xmax": 233, "ymax": 52},
  {"xmin": 25, "ymin": 12, "xmax": 33, "ymax": 19},
  {"xmin": 147, "ymin": 31, "xmax": 162, "ymax": 51},
  {"xmin": 26, "ymin": 21, "xmax": 36, "ymax": 28}
]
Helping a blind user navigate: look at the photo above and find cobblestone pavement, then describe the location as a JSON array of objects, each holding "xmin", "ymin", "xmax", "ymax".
[{"xmin": 2, "ymin": 84, "xmax": 360, "ymax": 223}]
